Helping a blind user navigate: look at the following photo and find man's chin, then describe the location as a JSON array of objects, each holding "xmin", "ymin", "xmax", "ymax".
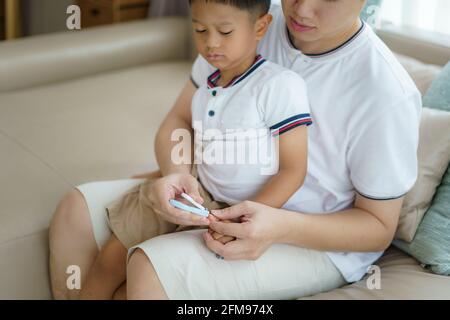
[{"xmin": 288, "ymin": 26, "xmax": 320, "ymax": 41}]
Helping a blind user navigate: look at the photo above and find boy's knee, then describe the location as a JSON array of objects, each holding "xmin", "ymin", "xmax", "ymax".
[{"xmin": 52, "ymin": 189, "xmax": 88, "ymax": 229}]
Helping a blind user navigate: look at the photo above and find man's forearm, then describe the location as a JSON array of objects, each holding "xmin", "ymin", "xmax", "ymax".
[
  {"xmin": 155, "ymin": 118, "xmax": 194, "ymax": 177},
  {"xmin": 275, "ymin": 208, "xmax": 393, "ymax": 253}
]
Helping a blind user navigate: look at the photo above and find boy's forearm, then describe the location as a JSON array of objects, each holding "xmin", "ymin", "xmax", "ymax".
[
  {"xmin": 155, "ymin": 117, "xmax": 193, "ymax": 177},
  {"xmin": 250, "ymin": 169, "xmax": 305, "ymax": 208}
]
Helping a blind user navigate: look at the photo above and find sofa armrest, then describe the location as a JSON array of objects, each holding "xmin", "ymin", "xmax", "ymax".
[{"xmin": 0, "ymin": 17, "xmax": 190, "ymax": 93}]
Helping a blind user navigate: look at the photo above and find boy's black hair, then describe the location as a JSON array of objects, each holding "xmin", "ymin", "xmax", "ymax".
[{"xmin": 189, "ymin": 0, "xmax": 271, "ymax": 18}]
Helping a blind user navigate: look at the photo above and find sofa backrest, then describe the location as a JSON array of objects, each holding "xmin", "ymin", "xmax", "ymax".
[
  {"xmin": 0, "ymin": 16, "xmax": 446, "ymax": 94},
  {"xmin": 0, "ymin": 18, "xmax": 191, "ymax": 93}
]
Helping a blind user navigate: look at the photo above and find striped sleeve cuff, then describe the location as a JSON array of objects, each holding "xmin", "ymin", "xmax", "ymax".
[
  {"xmin": 270, "ymin": 114, "xmax": 312, "ymax": 137},
  {"xmin": 356, "ymin": 190, "xmax": 408, "ymax": 201}
]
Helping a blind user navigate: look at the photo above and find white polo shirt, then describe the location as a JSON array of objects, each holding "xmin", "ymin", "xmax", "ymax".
[
  {"xmin": 191, "ymin": 4, "xmax": 422, "ymax": 283},
  {"xmin": 192, "ymin": 55, "xmax": 312, "ymax": 205}
]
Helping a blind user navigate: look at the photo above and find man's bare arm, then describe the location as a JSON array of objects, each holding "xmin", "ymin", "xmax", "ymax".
[{"xmin": 277, "ymin": 194, "xmax": 403, "ymax": 252}]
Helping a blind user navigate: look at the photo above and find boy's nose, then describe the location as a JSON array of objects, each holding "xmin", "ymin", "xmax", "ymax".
[{"xmin": 206, "ymin": 34, "xmax": 221, "ymax": 49}]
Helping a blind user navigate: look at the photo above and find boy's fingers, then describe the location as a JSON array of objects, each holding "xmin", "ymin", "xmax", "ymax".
[
  {"xmin": 203, "ymin": 232, "xmax": 226, "ymax": 257},
  {"xmin": 218, "ymin": 236, "xmax": 236, "ymax": 244},
  {"xmin": 210, "ymin": 221, "xmax": 248, "ymax": 239},
  {"xmin": 208, "ymin": 214, "xmax": 220, "ymax": 223},
  {"xmin": 212, "ymin": 231, "xmax": 224, "ymax": 240},
  {"xmin": 211, "ymin": 202, "xmax": 251, "ymax": 220}
]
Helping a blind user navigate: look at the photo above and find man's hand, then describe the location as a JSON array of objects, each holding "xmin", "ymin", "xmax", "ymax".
[{"xmin": 203, "ymin": 201, "xmax": 283, "ymax": 260}]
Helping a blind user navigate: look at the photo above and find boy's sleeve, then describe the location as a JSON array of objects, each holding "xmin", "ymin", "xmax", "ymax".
[
  {"xmin": 347, "ymin": 92, "xmax": 422, "ymax": 200},
  {"xmin": 258, "ymin": 71, "xmax": 312, "ymax": 137},
  {"xmin": 191, "ymin": 54, "xmax": 215, "ymax": 88}
]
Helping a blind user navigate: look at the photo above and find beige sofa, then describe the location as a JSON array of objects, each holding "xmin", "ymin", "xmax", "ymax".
[{"xmin": 0, "ymin": 17, "xmax": 449, "ymax": 300}]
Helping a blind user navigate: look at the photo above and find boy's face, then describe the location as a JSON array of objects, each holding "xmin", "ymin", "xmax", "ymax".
[{"xmin": 191, "ymin": 1, "xmax": 270, "ymax": 70}]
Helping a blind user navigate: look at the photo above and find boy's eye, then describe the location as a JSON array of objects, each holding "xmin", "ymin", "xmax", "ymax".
[
  {"xmin": 220, "ymin": 31, "xmax": 233, "ymax": 35},
  {"xmin": 195, "ymin": 29, "xmax": 207, "ymax": 33}
]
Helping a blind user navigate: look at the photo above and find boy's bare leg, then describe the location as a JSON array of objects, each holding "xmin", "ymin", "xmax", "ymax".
[
  {"xmin": 80, "ymin": 234, "xmax": 128, "ymax": 300},
  {"xmin": 112, "ymin": 282, "xmax": 127, "ymax": 300},
  {"xmin": 49, "ymin": 189, "xmax": 100, "ymax": 300}
]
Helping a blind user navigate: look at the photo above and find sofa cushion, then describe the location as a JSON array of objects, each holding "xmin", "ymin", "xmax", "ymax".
[
  {"xmin": 0, "ymin": 61, "xmax": 192, "ymax": 186},
  {"xmin": 393, "ymin": 62, "xmax": 450, "ymax": 276},
  {"xmin": 396, "ymin": 108, "xmax": 450, "ymax": 242},
  {"xmin": 0, "ymin": 134, "xmax": 70, "ymax": 245},
  {"xmin": 0, "ymin": 60, "xmax": 192, "ymax": 299},
  {"xmin": 423, "ymin": 61, "xmax": 450, "ymax": 111},
  {"xmin": 0, "ymin": 230, "xmax": 52, "ymax": 299},
  {"xmin": 0, "ymin": 18, "xmax": 190, "ymax": 93},
  {"xmin": 395, "ymin": 53, "xmax": 442, "ymax": 96},
  {"xmin": 394, "ymin": 170, "xmax": 450, "ymax": 276},
  {"xmin": 0, "ymin": 134, "xmax": 68, "ymax": 299},
  {"xmin": 301, "ymin": 247, "xmax": 450, "ymax": 300}
]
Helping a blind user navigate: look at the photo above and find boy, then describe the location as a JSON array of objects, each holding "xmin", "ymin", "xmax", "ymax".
[{"xmin": 80, "ymin": 0, "xmax": 312, "ymax": 299}]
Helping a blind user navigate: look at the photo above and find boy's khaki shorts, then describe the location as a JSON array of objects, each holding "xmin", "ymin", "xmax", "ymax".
[{"xmin": 105, "ymin": 166, "xmax": 228, "ymax": 249}]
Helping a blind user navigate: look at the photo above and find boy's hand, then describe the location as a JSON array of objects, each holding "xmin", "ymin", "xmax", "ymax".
[
  {"xmin": 147, "ymin": 173, "xmax": 209, "ymax": 226},
  {"xmin": 208, "ymin": 214, "xmax": 236, "ymax": 244},
  {"xmin": 131, "ymin": 170, "xmax": 162, "ymax": 180}
]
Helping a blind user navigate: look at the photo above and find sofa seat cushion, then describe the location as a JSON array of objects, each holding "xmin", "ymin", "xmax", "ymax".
[
  {"xmin": 0, "ymin": 230, "xmax": 52, "ymax": 299},
  {"xmin": 0, "ymin": 61, "xmax": 192, "ymax": 187},
  {"xmin": 301, "ymin": 247, "xmax": 450, "ymax": 300},
  {"xmin": 0, "ymin": 134, "xmax": 68, "ymax": 299},
  {"xmin": 0, "ymin": 134, "xmax": 70, "ymax": 245},
  {"xmin": 0, "ymin": 60, "xmax": 192, "ymax": 299}
]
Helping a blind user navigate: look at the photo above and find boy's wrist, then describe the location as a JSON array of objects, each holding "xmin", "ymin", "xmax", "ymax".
[{"xmin": 161, "ymin": 164, "xmax": 192, "ymax": 177}]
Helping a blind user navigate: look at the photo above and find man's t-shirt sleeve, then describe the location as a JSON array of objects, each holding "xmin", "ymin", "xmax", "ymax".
[
  {"xmin": 258, "ymin": 71, "xmax": 312, "ymax": 137},
  {"xmin": 191, "ymin": 55, "xmax": 215, "ymax": 88},
  {"xmin": 347, "ymin": 92, "xmax": 422, "ymax": 200}
]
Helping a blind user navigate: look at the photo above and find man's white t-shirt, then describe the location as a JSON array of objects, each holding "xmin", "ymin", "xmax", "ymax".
[
  {"xmin": 192, "ymin": 55, "xmax": 312, "ymax": 205},
  {"xmin": 191, "ymin": 4, "xmax": 422, "ymax": 282}
]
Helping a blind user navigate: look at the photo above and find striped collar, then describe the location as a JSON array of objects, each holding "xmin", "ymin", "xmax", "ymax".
[{"xmin": 207, "ymin": 55, "xmax": 266, "ymax": 89}]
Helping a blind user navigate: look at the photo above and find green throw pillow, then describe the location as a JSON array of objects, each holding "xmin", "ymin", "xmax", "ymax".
[
  {"xmin": 423, "ymin": 62, "xmax": 450, "ymax": 111},
  {"xmin": 393, "ymin": 61, "xmax": 450, "ymax": 276},
  {"xmin": 360, "ymin": 0, "xmax": 383, "ymax": 27}
]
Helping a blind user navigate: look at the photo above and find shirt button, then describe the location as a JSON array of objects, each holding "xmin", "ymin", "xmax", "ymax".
[
  {"xmin": 212, "ymin": 90, "xmax": 217, "ymax": 97},
  {"xmin": 208, "ymin": 110, "xmax": 215, "ymax": 117}
]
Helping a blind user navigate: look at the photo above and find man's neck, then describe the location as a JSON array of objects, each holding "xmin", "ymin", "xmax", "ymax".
[{"xmin": 290, "ymin": 19, "xmax": 362, "ymax": 55}]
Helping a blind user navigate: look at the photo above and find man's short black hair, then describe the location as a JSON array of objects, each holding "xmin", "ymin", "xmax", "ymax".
[{"xmin": 189, "ymin": 0, "xmax": 271, "ymax": 18}]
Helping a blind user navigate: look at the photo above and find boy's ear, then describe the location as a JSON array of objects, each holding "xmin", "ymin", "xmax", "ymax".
[{"xmin": 255, "ymin": 14, "xmax": 273, "ymax": 40}]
